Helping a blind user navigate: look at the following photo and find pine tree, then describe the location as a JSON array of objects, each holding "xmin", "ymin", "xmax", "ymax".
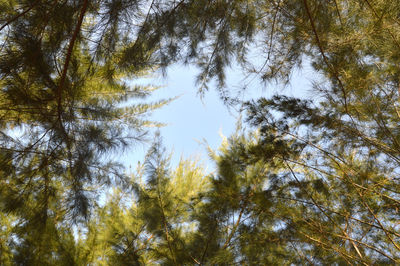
[
  {"xmin": 82, "ymin": 133, "xmax": 210, "ymax": 265},
  {"xmin": 2, "ymin": 0, "xmax": 400, "ymax": 264},
  {"xmin": 0, "ymin": 0, "xmax": 170, "ymax": 262},
  {"xmin": 84, "ymin": 0, "xmax": 400, "ymax": 263}
]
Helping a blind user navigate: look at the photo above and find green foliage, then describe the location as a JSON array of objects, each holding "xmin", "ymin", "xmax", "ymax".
[
  {"xmin": 0, "ymin": 0, "xmax": 170, "ymax": 262},
  {"xmin": 2, "ymin": 0, "xmax": 400, "ymax": 264},
  {"xmin": 80, "ymin": 134, "xmax": 210, "ymax": 265},
  {"xmin": 77, "ymin": 132, "xmax": 307, "ymax": 264}
]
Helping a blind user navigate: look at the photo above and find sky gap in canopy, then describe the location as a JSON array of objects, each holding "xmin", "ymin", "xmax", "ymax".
[{"xmin": 120, "ymin": 61, "xmax": 317, "ymax": 172}]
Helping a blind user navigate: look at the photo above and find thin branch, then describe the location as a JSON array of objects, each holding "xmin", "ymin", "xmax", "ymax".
[
  {"xmin": 300, "ymin": 232, "xmax": 365, "ymax": 264},
  {"xmin": 55, "ymin": 0, "xmax": 89, "ymax": 156},
  {"xmin": 275, "ymin": 195, "xmax": 400, "ymax": 238},
  {"xmin": 356, "ymin": 189, "xmax": 400, "ymax": 252},
  {"xmin": 333, "ymin": 0, "xmax": 343, "ymax": 26},
  {"xmin": 0, "ymin": 1, "xmax": 40, "ymax": 32},
  {"xmin": 155, "ymin": 173, "xmax": 177, "ymax": 265},
  {"xmin": 57, "ymin": 0, "xmax": 89, "ymax": 111},
  {"xmin": 362, "ymin": 0, "xmax": 400, "ymax": 50},
  {"xmin": 200, "ymin": 220, "xmax": 217, "ymax": 264},
  {"xmin": 284, "ymin": 161, "xmax": 365, "ymax": 261},
  {"xmin": 222, "ymin": 208, "xmax": 244, "ymax": 249},
  {"xmin": 334, "ymin": 233, "xmax": 397, "ymax": 262},
  {"xmin": 302, "ymin": 0, "xmax": 349, "ymax": 113}
]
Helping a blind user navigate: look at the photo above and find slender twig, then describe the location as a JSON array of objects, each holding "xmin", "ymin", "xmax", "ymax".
[
  {"xmin": 57, "ymin": 0, "xmax": 89, "ymax": 103},
  {"xmin": 275, "ymin": 195, "xmax": 400, "ymax": 238},
  {"xmin": 0, "ymin": 1, "xmax": 40, "ymax": 32},
  {"xmin": 333, "ymin": 0, "xmax": 343, "ymax": 26},
  {"xmin": 56, "ymin": 0, "xmax": 89, "ymax": 153},
  {"xmin": 302, "ymin": 0, "xmax": 349, "ymax": 113},
  {"xmin": 300, "ymin": 232, "xmax": 365, "ymax": 264},
  {"xmin": 284, "ymin": 161, "xmax": 365, "ymax": 261},
  {"xmin": 356, "ymin": 189, "xmax": 400, "ymax": 251},
  {"xmin": 362, "ymin": 0, "xmax": 400, "ymax": 50},
  {"xmin": 155, "ymin": 172, "xmax": 177, "ymax": 265},
  {"xmin": 222, "ymin": 208, "xmax": 244, "ymax": 249}
]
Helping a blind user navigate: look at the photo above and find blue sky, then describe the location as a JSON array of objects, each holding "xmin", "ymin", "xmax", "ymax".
[{"xmin": 120, "ymin": 62, "xmax": 315, "ymax": 172}]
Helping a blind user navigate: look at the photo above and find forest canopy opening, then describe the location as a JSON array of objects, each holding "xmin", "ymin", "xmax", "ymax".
[{"xmin": 1, "ymin": 0, "xmax": 400, "ymax": 264}]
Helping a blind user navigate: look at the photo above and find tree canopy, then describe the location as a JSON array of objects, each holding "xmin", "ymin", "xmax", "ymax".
[{"xmin": 1, "ymin": 0, "xmax": 400, "ymax": 264}]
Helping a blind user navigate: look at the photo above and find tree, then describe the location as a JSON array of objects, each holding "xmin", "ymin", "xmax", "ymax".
[
  {"xmin": 81, "ymin": 134, "xmax": 210, "ymax": 265},
  {"xmin": 0, "ymin": 0, "xmax": 170, "ymax": 262},
  {"xmin": 244, "ymin": 95, "xmax": 400, "ymax": 263},
  {"xmin": 86, "ymin": 0, "xmax": 400, "ymax": 263},
  {"xmin": 158, "ymin": 0, "xmax": 400, "ymax": 261},
  {"xmin": 82, "ymin": 120, "xmax": 399, "ymax": 264},
  {"xmin": 2, "ymin": 0, "xmax": 400, "ymax": 264}
]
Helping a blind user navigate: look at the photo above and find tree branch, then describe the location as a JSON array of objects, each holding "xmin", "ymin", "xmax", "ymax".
[
  {"xmin": 222, "ymin": 208, "xmax": 244, "ymax": 249},
  {"xmin": 0, "ymin": 1, "xmax": 40, "ymax": 32},
  {"xmin": 57, "ymin": 0, "xmax": 89, "ymax": 110},
  {"xmin": 302, "ymin": 0, "xmax": 349, "ymax": 113},
  {"xmin": 54, "ymin": 0, "xmax": 89, "ymax": 154},
  {"xmin": 284, "ymin": 161, "xmax": 365, "ymax": 261}
]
